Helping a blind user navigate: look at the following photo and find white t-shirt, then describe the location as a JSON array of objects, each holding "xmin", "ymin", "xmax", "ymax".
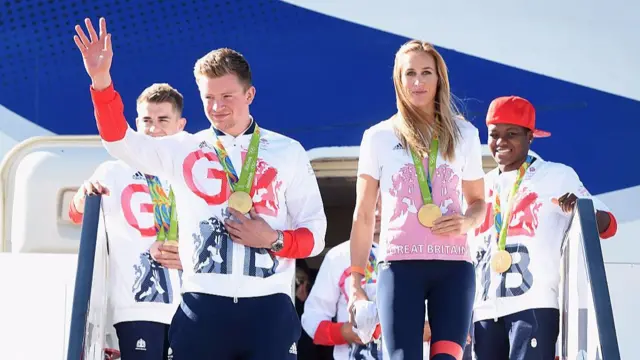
[
  {"xmin": 471, "ymin": 159, "xmax": 610, "ymax": 321},
  {"xmin": 301, "ymin": 241, "xmax": 430, "ymax": 360},
  {"xmin": 357, "ymin": 118, "xmax": 485, "ymax": 263},
  {"xmin": 89, "ymin": 160, "xmax": 182, "ymax": 325},
  {"xmin": 101, "ymin": 120, "xmax": 327, "ymax": 300}
]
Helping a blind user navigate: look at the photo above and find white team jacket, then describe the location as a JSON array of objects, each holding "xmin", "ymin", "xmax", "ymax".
[
  {"xmin": 86, "ymin": 160, "xmax": 182, "ymax": 325},
  {"xmin": 101, "ymin": 121, "xmax": 327, "ymax": 301},
  {"xmin": 302, "ymin": 241, "xmax": 430, "ymax": 359}
]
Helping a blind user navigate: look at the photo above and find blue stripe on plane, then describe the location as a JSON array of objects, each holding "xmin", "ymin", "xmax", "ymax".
[{"xmin": 0, "ymin": 0, "xmax": 636, "ymax": 195}]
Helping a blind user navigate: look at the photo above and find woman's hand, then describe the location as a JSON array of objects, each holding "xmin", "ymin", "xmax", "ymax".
[
  {"xmin": 430, "ymin": 213, "xmax": 475, "ymax": 236},
  {"xmin": 347, "ymin": 278, "xmax": 369, "ymax": 324}
]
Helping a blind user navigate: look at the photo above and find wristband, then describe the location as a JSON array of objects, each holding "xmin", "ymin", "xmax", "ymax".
[{"xmin": 349, "ymin": 266, "xmax": 366, "ymax": 276}]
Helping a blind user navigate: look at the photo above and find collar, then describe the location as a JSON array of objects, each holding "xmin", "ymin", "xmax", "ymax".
[
  {"xmin": 497, "ymin": 156, "xmax": 538, "ymax": 176},
  {"xmin": 211, "ymin": 116, "xmax": 256, "ymax": 137}
]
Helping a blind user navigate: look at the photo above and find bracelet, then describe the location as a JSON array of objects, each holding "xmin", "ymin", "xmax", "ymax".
[{"xmin": 349, "ymin": 266, "xmax": 366, "ymax": 276}]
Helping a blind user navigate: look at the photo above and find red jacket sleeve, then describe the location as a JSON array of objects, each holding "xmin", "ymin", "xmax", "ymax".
[
  {"xmin": 313, "ymin": 320, "xmax": 347, "ymax": 346},
  {"xmin": 599, "ymin": 211, "xmax": 617, "ymax": 240},
  {"xmin": 272, "ymin": 228, "xmax": 315, "ymax": 258},
  {"xmin": 90, "ymin": 83, "xmax": 129, "ymax": 142},
  {"xmin": 68, "ymin": 200, "xmax": 83, "ymax": 224}
]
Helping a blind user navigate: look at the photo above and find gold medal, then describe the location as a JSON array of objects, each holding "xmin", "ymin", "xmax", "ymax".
[
  {"xmin": 228, "ymin": 191, "xmax": 253, "ymax": 214},
  {"xmin": 164, "ymin": 240, "xmax": 179, "ymax": 247},
  {"xmin": 491, "ymin": 250, "xmax": 512, "ymax": 273},
  {"xmin": 418, "ymin": 203, "xmax": 442, "ymax": 227}
]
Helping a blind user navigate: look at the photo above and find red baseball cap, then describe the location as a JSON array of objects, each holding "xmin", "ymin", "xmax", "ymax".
[{"xmin": 486, "ymin": 96, "xmax": 551, "ymax": 138}]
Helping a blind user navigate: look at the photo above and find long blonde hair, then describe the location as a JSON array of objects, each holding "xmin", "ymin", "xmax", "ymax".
[{"xmin": 392, "ymin": 40, "xmax": 463, "ymax": 161}]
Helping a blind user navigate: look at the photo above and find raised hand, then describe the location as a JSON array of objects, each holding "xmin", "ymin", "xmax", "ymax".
[{"xmin": 73, "ymin": 17, "xmax": 113, "ymax": 90}]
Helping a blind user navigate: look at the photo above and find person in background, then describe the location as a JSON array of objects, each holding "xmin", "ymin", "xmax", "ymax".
[
  {"xmin": 303, "ymin": 196, "xmax": 433, "ymax": 359},
  {"xmin": 472, "ymin": 95, "xmax": 618, "ymax": 360},
  {"xmin": 69, "ymin": 83, "xmax": 185, "ymax": 359},
  {"xmin": 296, "ymin": 261, "xmax": 312, "ymax": 309},
  {"xmin": 296, "ymin": 260, "xmax": 334, "ymax": 360}
]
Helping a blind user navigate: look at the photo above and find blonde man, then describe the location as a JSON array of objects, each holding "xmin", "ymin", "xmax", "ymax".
[{"xmin": 73, "ymin": 17, "xmax": 327, "ymax": 360}]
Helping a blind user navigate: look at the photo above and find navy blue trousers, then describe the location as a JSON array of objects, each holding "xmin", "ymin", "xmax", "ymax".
[
  {"xmin": 168, "ymin": 292, "xmax": 301, "ymax": 360},
  {"xmin": 377, "ymin": 260, "xmax": 475, "ymax": 360},
  {"xmin": 114, "ymin": 321, "xmax": 170, "ymax": 360},
  {"xmin": 473, "ymin": 308, "xmax": 559, "ymax": 360}
]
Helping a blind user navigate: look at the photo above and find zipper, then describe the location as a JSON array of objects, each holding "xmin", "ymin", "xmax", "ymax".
[
  {"xmin": 232, "ymin": 235, "xmax": 243, "ymax": 304},
  {"xmin": 229, "ymin": 141, "xmax": 246, "ymax": 304}
]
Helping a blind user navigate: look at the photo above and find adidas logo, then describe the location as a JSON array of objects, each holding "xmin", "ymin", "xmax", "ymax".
[
  {"xmin": 135, "ymin": 338, "xmax": 146, "ymax": 351},
  {"xmin": 132, "ymin": 171, "xmax": 145, "ymax": 180},
  {"xmin": 393, "ymin": 143, "xmax": 403, "ymax": 150},
  {"xmin": 289, "ymin": 342, "xmax": 297, "ymax": 355},
  {"xmin": 199, "ymin": 141, "xmax": 212, "ymax": 149}
]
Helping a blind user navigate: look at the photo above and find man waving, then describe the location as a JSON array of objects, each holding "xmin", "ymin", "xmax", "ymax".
[{"xmin": 73, "ymin": 17, "xmax": 327, "ymax": 360}]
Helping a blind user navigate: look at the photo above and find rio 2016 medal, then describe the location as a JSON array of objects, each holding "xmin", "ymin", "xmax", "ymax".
[
  {"xmin": 407, "ymin": 126, "xmax": 441, "ymax": 229},
  {"xmin": 492, "ymin": 156, "xmax": 534, "ymax": 274},
  {"xmin": 213, "ymin": 124, "xmax": 261, "ymax": 216},
  {"xmin": 418, "ymin": 203, "xmax": 442, "ymax": 227},
  {"xmin": 228, "ymin": 191, "xmax": 253, "ymax": 214},
  {"xmin": 491, "ymin": 250, "xmax": 512, "ymax": 273}
]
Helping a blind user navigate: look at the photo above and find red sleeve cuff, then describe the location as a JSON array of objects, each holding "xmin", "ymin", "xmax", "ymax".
[
  {"xmin": 272, "ymin": 228, "xmax": 314, "ymax": 259},
  {"xmin": 68, "ymin": 200, "xmax": 83, "ymax": 224},
  {"xmin": 599, "ymin": 211, "xmax": 617, "ymax": 239},
  {"xmin": 372, "ymin": 323, "xmax": 382, "ymax": 340},
  {"xmin": 313, "ymin": 321, "xmax": 347, "ymax": 346},
  {"xmin": 90, "ymin": 83, "xmax": 129, "ymax": 142},
  {"xmin": 90, "ymin": 82, "xmax": 117, "ymax": 103}
]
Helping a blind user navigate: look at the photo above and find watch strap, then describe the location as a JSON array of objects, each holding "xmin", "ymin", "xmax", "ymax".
[{"xmin": 270, "ymin": 230, "xmax": 284, "ymax": 251}]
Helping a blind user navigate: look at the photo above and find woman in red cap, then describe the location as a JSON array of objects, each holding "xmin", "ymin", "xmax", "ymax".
[
  {"xmin": 348, "ymin": 39, "xmax": 487, "ymax": 360},
  {"xmin": 472, "ymin": 96, "xmax": 618, "ymax": 360}
]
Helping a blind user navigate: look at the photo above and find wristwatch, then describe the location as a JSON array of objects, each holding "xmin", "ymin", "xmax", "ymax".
[{"xmin": 270, "ymin": 230, "xmax": 285, "ymax": 252}]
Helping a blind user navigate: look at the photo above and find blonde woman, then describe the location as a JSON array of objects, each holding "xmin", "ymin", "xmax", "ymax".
[{"xmin": 348, "ymin": 40, "xmax": 486, "ymax": 360}]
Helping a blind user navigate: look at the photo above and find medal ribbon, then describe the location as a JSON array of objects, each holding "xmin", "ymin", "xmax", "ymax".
[
  {"xmin": 410, "ymin": 136, "xmax": 439, "ymax": 206},
  {"xmin": 211, "ymin": 124, "xmax": 261, "ymax": 194},
  {"xmin": 144, "ymin": 175, "xmax": 178, "ymax": 242},
  {"xmin": 493, "ymin": 155, "xmax": 534, "ymax": 250},
  {"xmin": 363, "ymin": 247, "xmax": 378, "ymax": 284}
]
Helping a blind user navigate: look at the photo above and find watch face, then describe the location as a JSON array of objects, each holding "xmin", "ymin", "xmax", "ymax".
[{"xmin": 273, "ymin": 241, "xmax": 284, "ymax": 252}]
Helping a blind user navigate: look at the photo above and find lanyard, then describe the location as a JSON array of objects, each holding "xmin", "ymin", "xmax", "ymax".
[
  {"xmin": 493, "ymin": 155, "xmax": 534, "ymax": 250},
  {"xmin": 211, "ymin": 124, "xmax": 261, "ymax": 193},
  {"xmin": 410, "ymin": 136, "xmax": 439, "ymax": 206},
  {"xmin": 144, "ymin": 175, "xmax": 178, "ymax": 242}
]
